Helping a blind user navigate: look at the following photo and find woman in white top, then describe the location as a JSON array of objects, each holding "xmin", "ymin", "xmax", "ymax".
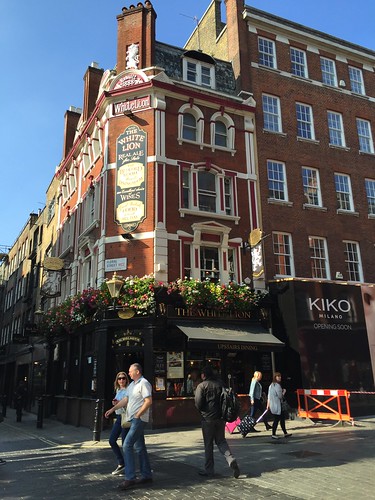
[
  {"xmin": 109, "ymin": 371, "xmax": 129, "ymax": 475},
  {"xmin": 267, "ymin": 372, "xmax": 292, "ymax": 439}
]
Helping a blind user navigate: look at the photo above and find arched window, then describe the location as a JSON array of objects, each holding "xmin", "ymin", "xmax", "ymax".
[
  {"xmin": 210, "ymin": 112, "xmax": 235, "ymax": 150},
  {"xmin": 178, "ymin": 104, "xmax": 204, "ymax": 144}
]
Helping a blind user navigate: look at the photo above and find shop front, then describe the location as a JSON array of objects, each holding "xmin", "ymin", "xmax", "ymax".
[
  {"xmin": 149, "ymin": 318, "xmax": 284, "ymax": 427},
  {"xmin": 269, "ymin": 279, "xmax": 375, "ymax": 415},
  {"xmin": 51, "ymin": 304, "xmax": 284, "ymax": 429}
]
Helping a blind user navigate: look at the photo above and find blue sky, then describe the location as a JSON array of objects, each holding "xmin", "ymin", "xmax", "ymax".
[{"xmin": 1, "ymin": 0, "xmax": 374, "ymax": 248}]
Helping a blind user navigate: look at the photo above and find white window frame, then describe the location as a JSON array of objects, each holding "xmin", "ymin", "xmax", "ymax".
[
  {"xmin": 334, "ymin": 173, "xmax": 354, "ymax": 212},
  {"xmin": 183, "ymin": 58, "xmax": 215, "ymax": 89},
  {"xmin": 365, "ymin": 179, "xmax": 375, "ymax": 216},
  {"xmin": 320, "ymin": 57, "xmax": 337, "ymax": 86},
  {"xmin": 258, "ymin": 37, "xmax": 276, "ymax": 69},
  {"xmin": 296, "ymin": 103, "xmax": 315, "ymax": 140},
  {"xmin": 267, "ymin": 160, "xmax": 288, "ymax": 201},
  {"xmin": 302, "ymin": 167, "xmax": 322, "ymax": 207},
  {"xmin": 349, "ymin": 66, "xmax": 365, "ymax": 95},
  {"xmin": 309, "ymin": 236, "xmax": 330, "ymax": 279},
  {"xmin": 356, "ymin": 118, "xmax": 374, "ymax": 154},
  {"xmin": 187, "ymin": 221, "xmax": 236, "ymax": 284},
  {"xmin": 272, "ymin": 232, "xmax": 294, "ymax": 277},
  {"xmin": 290, "ymin": 47, "xmax": 308, "ymax": 78},
  {"xmin": 179, "ymin": 166, "xmax": 237, "ymax": 219},
  {"xmin": 344, "ymin": 241, "xmax": 363, "ymax": 282},
  {"xmin": 327, "ymin": 111, "xmax": 345, "ymax": 147},
  {"xmin": 262, "ymin": 94, "xmax": 282, "ymax": 133},
  {"xmin": 210, "ymin": 112, "xmax": 235, "ymax": 150},
  {"xmin": 200, "ymin": 246, "xmax": 220, "ymax": 282},
  {"xmin": 198, "ymin": 170, "xmax": 217, "ymax": 213},
  {"xmin": 178, "ymin": 104, "xmax": 204, "ymax": 144}
]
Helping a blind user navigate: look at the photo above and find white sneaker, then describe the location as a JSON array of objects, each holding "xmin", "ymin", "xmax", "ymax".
[
  {"xmin": 112, "ymin": 464, "xmax": 125, "ymax": 475},
  {"xmin": 284, "ymin": 433, "xmax": 292, "ymax": 438},
  {"xmin": 271, "ymin": 435, "xmax": 280, "ymax": 439}
]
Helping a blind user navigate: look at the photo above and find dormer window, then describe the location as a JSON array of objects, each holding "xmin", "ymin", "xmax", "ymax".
[{"xmin": 183, "ymin": 50, "xmax": 216, "ymax": 89}]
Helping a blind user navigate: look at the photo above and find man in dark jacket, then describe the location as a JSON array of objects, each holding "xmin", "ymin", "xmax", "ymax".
[{"xmin": 194, "ymin": 366, "xmax": 240, "ymax": 478}]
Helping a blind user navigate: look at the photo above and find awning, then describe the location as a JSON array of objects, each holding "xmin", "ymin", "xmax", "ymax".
[{"xmin": 176, "ymin": 322, "xmax": 284, "ymax": 349}]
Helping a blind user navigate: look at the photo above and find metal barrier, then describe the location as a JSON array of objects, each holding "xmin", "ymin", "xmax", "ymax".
[{"xmin": 296, "ymin": 389, "xmax": 354, "ymax": 426}]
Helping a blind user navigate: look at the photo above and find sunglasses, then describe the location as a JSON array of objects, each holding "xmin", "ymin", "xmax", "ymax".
[{"xmin": 118, "ymin": 377, "xmax": 126, "ymax": 380}]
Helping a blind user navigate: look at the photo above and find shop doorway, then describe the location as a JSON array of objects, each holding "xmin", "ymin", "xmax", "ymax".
[{"xmin": 114, "ymin": 351, "xmax": 144, "ymax": 377}]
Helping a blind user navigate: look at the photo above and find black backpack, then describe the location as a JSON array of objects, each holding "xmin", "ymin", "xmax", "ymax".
[{"xmin": 221, "ymin": 386, "xmax": 241, "ymax": 422}]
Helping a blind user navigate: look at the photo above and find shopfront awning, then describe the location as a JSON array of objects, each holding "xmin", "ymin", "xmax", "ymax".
[{"xmin": 176, "ymin": 323, "xmax": 284, "ymax": 350}]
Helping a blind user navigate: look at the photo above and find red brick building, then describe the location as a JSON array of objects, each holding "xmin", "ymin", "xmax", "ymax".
[{"xmin": 191, "ymin": 1, "xmax": 375, "ymax": 404}]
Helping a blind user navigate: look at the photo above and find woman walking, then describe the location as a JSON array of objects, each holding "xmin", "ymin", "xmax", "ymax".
[
  {"xmin": 109, "ymin": 371, "xmax": 130, "ymax": 475},
  {"xmin": 267, "ymin": 372, "xmax": 292, "ymax": 439},
  {"xmin": 248, "ymin": 371, "xmax": 271, "ymax": 431}
]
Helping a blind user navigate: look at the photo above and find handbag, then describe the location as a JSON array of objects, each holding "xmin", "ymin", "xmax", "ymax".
[
  {"xmin": 281, "ymin": 398, "xmax": 290, "ymax": 415},
  {"xmin": 121, "ymin": 413, "xmax": 131, "ymax": 428}
]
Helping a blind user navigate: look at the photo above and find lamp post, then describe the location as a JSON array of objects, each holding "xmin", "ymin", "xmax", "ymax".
[{"xmin": 106, "ymin": 272, "xmax": 125, "ymax": 309}]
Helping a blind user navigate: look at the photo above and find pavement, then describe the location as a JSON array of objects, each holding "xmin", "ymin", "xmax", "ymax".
[{"xmin": 0, "ymin": 408, "xmax": 374, "ymax": 499}]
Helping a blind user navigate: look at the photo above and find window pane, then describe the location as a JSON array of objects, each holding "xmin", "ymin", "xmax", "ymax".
[
  {"xmin": 201, "ymin": 66, "xmax": 211, "ymax": 87},
  {"xmin": 356, "ymin": 119, "xmax": 374, "ymax": 153},
  {"xmin": 328, "ymin": 111, "xmax": 344, "ymax": 146},
  {"xmin": 309, "ymin": 236, "xmax": 328, "ymax": 279},
  {"xmin": 302, "ymin": 167, "xmax": 320, "ymax": 206},
  {"xmin": 187, "ymin": 61, "xmax": 197, "ymax": 83},
  {"xmin": 349, "ymin": 66, "xmax": 364, "ymax": 95},
  {"xmin": 296, "ymin": 103, "xmax": 313, "ymax": 139},
  {"xmin": 184, "ymin": 243, "xmax": 191, "ymax": 279},
  {"xmin": 224, "ymin": 177, "xmax": 232, "ymax": 215},
  {"xmin": 262, "ymin": 95, "xmax": 281, "ymax": 132},
  {"xmin": 273, "ymin": 233, "xmax": 292, "ymax": 276},
  {"xmin": 290, "ymin": 47, "xmax": 307, "ymax": 78},
  {"xmin": 214, "ymin": 121, "xmax": 227, "ymax": 147},
  {"xmin": 182, "ymin": 170, "xmax": 190, "ymax": 209},
  {"xmin": 365, "ymin": 179, "xmax": 375, "ymax": 215},
  {"xmin": 321, "ymin": 57, "xmax": 337, "ymax": 86},
  {"xmin": 258, "ymin": 37, "xmax": 275, "ymax": 68},
  {"xmin": 335, "ymin": 174, "xmax": 352, "ymax": 211},
  {"xmin": 267, "ymin": 161, "xmax": 286, "ymax": 200},
  {"xmin": 344, "ymin": 242, "xmax": 361, "ymax": 281},
  {"xmin": 200, "ymin": 247, "xmax": 219, "ymax": 282},
  {"xmin": 198, "ymin": 171, "xmax": 216, "ymax": 212},
  {"xmin": 182, "ymin": 113, "xmax": 197, "ymax": 141}
]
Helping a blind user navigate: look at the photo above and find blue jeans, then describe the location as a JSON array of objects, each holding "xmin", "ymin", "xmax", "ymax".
[
  {"xmin": 109, "ymin": 415, "xmax": 128, "ymax": 465},
  {"xmin": 123, "ymin": 417, "xmax": 152, "ymax": 481}
]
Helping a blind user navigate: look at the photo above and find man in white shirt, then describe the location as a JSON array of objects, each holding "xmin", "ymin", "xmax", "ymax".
[{"xmin": 105, "ymin": 363, "xmax": 152, "ymax": 490}]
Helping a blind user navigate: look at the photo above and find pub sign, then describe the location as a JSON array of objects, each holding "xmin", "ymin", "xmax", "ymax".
[{"xmin": 115, "ymin": 124, "xmax": 147, "ymax": 233}]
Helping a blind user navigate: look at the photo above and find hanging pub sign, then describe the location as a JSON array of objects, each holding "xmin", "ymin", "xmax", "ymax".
[{"xmin": 115, "ymin": 124, "xmax": 147, "ymax": 233}]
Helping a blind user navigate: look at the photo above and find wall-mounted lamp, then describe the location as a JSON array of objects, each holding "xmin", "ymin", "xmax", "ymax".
[{"xmin": 106, "ymin": 272, "xmax": 125, "ymax": 309}]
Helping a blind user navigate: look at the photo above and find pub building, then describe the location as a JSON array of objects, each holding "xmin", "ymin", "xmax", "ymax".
[
  {"xmin": 54, "ymin": 290, "xmax": 284, "ymax": 428},
  {"xmin": 43, "ymin": 1, "xmax": 275, "ymax": 428}
]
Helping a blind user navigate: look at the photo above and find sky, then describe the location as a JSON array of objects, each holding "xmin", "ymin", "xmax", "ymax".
[{"xmin": 1, "ymin": 0, "xmax": 374, "ymax": 249}]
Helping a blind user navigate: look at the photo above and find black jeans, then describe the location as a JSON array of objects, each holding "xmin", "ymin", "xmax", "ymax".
[
  {"xmin": 271, "ymin": 412, "xmax": 287, "ymax": 435},
  {"xmin": 201, "ymin": 419, "xmax": 235, "ymax": 474}
]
